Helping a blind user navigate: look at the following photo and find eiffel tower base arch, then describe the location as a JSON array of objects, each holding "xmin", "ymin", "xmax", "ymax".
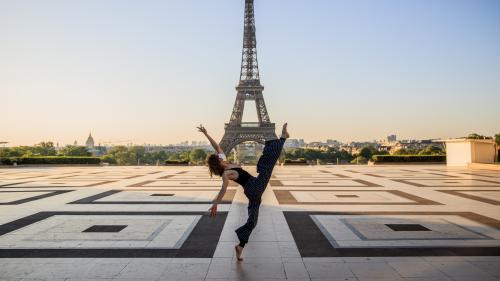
[{"xmin": 219, "ymin": 125, "xmax": 277, "ymax": 155}]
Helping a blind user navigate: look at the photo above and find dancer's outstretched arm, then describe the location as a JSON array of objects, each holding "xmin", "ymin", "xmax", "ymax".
[
  {"xmin": 197, "ymin": 124, "xmax": 223, "ymax": 154},
  {"xmin": 209, "ymin": 173, "xmax": 229, "ymax": 216}
]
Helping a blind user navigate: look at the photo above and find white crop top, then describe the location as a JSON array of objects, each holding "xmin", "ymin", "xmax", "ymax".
[{"xmin": 217, "ymin": 153, "xmax": 227, "ymax": 161}]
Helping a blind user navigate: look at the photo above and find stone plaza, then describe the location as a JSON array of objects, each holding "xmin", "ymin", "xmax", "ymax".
[{"xmin": 0, "ymin": 165, "xmax": 499, "ymax": 280}]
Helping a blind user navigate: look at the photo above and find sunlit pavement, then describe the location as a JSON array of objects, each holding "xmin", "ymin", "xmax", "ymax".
[{"xmin": 0, "ymin": 165, "xmax": 499, "ymax": 280}]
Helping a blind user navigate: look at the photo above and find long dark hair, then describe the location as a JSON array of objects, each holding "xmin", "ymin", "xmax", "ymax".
[{"xmin": 206, "ymin": 154, "xmax": 224, "ymax": 177}]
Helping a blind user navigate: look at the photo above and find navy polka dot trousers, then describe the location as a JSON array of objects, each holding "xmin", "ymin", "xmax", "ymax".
[{"xmin": 235, "ymin": 137, "xmax": 286, "ymax": 247}]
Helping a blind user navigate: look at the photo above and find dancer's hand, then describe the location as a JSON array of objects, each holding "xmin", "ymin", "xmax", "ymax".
[
  {"xmin": 197, "ymin": 124, "xmax": 207, "ymax": 135},
  {"xmin": 209, "ymin": 203, "xmax": 217, "ymax": 217}
]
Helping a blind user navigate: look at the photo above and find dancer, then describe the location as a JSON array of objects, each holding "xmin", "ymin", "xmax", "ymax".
[{"xmin": 197, "ymin": 123, "xmax": 289, "ymax": 261}]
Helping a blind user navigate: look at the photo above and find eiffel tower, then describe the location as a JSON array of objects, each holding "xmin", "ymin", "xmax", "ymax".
[{"xmin": 219, "ymin": 0, "xmax": 277, "ymax": 155}]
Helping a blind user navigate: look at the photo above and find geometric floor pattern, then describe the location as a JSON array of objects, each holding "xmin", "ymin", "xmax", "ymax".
[{"xmin": 0, "ymin": 165, "xmax": 499, "ymax": 280}]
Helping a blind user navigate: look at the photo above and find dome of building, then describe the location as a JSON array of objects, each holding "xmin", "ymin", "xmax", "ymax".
[{"xmin": 85, "ymin": 132, "xmax": 95, "ymax": 148}]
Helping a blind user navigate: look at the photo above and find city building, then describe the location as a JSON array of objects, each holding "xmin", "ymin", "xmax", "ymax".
[
  {"xmin": 387, "ymin": 134, "xmax": 397, "ymax": 143},
  {"xmin": 284, "ymin": 139, "xmax": 304, "ymax": 148},
  {"xmin": 85, "ymin": 132, "xmax": 95, "ymax": 148},
  {"xmin": 326, "ymin": 139, "xmax": 341, "ymax": 148}
]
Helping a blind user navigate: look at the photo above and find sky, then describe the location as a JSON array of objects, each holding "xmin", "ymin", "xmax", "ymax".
[{"xmin": 1, "ymin": 0, "xmax": 499, "ymax": 146}]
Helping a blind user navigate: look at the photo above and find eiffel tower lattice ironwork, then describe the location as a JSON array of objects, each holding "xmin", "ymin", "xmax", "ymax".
[{"xmin": 219, "ymin": 0, "xmax": 277, "ymax": 154}]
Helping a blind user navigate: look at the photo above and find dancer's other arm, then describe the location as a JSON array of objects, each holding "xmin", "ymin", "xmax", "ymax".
[
  {"xmin": 209, "ymin": 173, "xmax": 229, "ymax": 216},
  {"xmin": 197, "ymin": 124, "xmax": 223, "ymax": 154}
]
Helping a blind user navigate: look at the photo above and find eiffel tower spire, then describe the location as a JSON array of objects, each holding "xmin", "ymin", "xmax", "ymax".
[
  {"xmin": 240, "ymin": 0, "xmax": 260, "ymax": 82},
  {"xmin": 220, "ymin": 0, "xmax": 277, "ymax": 154}
]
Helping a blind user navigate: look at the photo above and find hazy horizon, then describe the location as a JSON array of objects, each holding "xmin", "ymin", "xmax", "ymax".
[
  {"xmin": 1, "ymin": 0, "xmax": 499, "ymax": 146},
  {"xmin": 2, "ymin": 131, "xmax": 495, "ymax": 148}
]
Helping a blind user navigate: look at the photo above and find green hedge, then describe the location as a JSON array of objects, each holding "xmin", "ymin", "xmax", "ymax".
[
  {"xmin": 0, "ymin": 157, "xmax": 101, "ymax": 165},
  {"xmin": 284, "ymin": 158, "xmax": 307, "ymax": 165},
  {"xmin": 165, "ymin": 160, "xmax": 190, "ymax": 165},
  {"xmin": 372, "ymin": 155, "xmax": 446, "ymax": 163}
]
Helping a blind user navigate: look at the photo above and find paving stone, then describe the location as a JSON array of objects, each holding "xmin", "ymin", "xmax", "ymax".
[
  {"xmin": 0, "ymin": 165, "xmax": 499, "ymax": 281},
  {"xmin": 283, "ymin": 262, "xmax": 309, "ymax": 279},
  {"xmin": 348, "ymin": 262, "xmax": 402, "ymax": 279},
  {"xmin": 304, "ymin": 262, "xmax": 354, "ymax": 279},
  {"xmin": 429, "ymin": 261, "xmax": 495, "ymax": 279},
  {"xmin": 387, "ymin": 261, "xmax": 448, "ymax": 278}
]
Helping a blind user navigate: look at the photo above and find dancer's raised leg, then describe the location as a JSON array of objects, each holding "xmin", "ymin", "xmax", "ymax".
[{"xmin": 256, "ymin": 123, "xmax": 289, "ymax": 185}]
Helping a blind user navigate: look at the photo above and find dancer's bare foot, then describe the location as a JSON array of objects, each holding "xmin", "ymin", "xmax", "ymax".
[
  {"xmin": 281, "ymin": 122, "xmax": 290, "ymax": 139},
  {"xmin": 235, "ymin": 245, "xmax": 244, "ymax": 261}
]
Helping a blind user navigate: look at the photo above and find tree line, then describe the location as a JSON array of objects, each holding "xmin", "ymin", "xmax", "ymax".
[
  {"xmin": 0, "ymin": 142, "xmax": 209, "ymax": 166},
  {"xmin": 2, "ymin": 133, "xmax": 498, "ymax": 166},
  {"xmin": 0, "ymin": 142, "xmax": 90, "ymax": 157}
]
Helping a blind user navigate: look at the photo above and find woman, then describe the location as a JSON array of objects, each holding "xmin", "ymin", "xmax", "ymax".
[{"xmin": 197, "ymin": 123, "xmax": 289, "ymax": 261}]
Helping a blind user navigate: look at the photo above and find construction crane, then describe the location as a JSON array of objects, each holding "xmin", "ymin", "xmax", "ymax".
[{"xmin": 99, "ymin": 140, "xmax": 133, "ymax": 146}]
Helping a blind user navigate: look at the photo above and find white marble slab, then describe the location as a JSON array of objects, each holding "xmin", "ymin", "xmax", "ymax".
[{"xmin": 0, "ymin": 215, "xmax": 200, "ymax": 249}]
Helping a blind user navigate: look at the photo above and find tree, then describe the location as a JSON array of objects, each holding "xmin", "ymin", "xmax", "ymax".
[
  {"xmin": 103, "ymin": 146, "xmax": 136, "ymax": 165},
  {"xmin": 393, "ymin": 148, "xmax": 409, "ymax": 155},
  {"xmin": 372, "ymin": 150, "xmax": 389, "ymax": 156},
  {"xmin": 350, "ymin": 156, "xmax": 367, "ymax": 164},
  {"xmin": 142, "ymin": 150, "xmax": 168, "ymax": 165},
  {"xmin": 167, "ymin": 150, "xmax": 190, "ymax": 162},
  {"xmin": 59, "ymin": 145, "xmax": 91, "ymax": 156},
  {"xmin": 467, "ymin": 133, "xmax": 490, "ymax": 140},
  {"xmin": 418, "ymin": 145, "xmax": 444, "ymax": 156},
  {"xmin": 115, "ymin": 151, "xmax": 136, "ymax": 165},
  {"xmin": 101, "ymin": 154, "xmax": 117, "ymax": 164},
  {"xmin": 359, "ymin": 146, "xmax": 377, "ymax": 159},
  {"xmin": 189, "ymin": 149, "xmax": 207, "ymax": 164},
  {"xmin": 130, "ymin": 146, "xmax": 146, "ymax": 165},
  {"xmin": 284, "ymin": 147, "xmax": 354, "ymax": 164},
  {"xmin": 33, "ymin": 142, "xmax": 57, "ymax": 156},
  {"xmin": 0, "ymin": 147, "xmax": 29, "ymax": 157}
]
